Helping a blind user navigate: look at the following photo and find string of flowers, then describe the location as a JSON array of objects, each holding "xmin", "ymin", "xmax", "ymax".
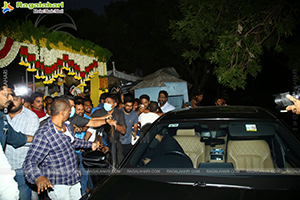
[
  {"xmin": 17, "ymin": 43, "xmax": 105, "ymax": 85},
  {"xmin": 0, "ymin": 18, "xmax": 111, "ymax": 90}
]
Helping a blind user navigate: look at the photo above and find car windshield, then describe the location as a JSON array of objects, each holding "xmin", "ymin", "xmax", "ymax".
[{"xmin": 129, "ymin": 119, "xmax": 300, "ymax": 175}]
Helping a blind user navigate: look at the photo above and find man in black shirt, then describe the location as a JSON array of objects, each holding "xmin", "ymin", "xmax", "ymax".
[
  {"xmin": 196, "ymin": 91, "xmax": 204, "ymax": 107},
  {"xmin": 63, "ymin": 95, "xmax": 110, "ymax": 132},
  {"xmin": 91, "ymin": 93, "xmax": 126, "ymax": 165}
]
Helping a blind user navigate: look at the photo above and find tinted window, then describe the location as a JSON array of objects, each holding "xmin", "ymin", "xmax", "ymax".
[{"xmin": 129, "ymin": 120, "xmax": 300, "ymax": 174}]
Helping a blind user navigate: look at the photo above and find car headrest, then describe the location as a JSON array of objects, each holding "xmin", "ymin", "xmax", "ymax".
[{"xmin": 176, "ymin": 129, "xmax": 195, "ymax": 136}]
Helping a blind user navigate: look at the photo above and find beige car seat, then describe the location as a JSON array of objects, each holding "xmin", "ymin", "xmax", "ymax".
[
  {"xmin": 227, "ymin": 140, "xmax": 275, "ymax": 172},
  {"xmin": 173, "ymin": 129, "xmax": 205, "ymax": 168}
]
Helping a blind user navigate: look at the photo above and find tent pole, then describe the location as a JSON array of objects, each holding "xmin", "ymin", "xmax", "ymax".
[
  {"xmin": 60, "ymin": 83, "xmax": 64, "ymax": 95},
  {"xmin": 112, "ymin": 126, "xmax": 117, "ymax": 170},
  {"xmin": 25, "ymin": 69, "xmax": 28, "ymax": 88},
  {"xmin": 32, "ymin": 74, "xmax": 35, "ymax": 92},
  {"xmin": 45, "ymin": 86, "xmax": 48, "ymax": 96}
]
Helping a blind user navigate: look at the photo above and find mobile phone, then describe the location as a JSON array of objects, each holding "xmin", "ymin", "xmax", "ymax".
[{"xmin": 186, "ymin": 102, "xmax": 192, "ymax": 106}]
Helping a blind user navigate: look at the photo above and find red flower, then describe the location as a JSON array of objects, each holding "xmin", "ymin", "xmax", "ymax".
[
  {"xmin": 28, "ymin": 54, "xmax": 36, "ymax": 63},
  {"xmin": 57, "ymin": 59, "xmax": 63, "ymax": 66},
  {"xmin": 75, "ymin": 64, "xmax": 80, "ymax": 71},
  {"xmin": 36, "ymin": 61, "xmax": 40, "ymax": 69},
  {"xmin": 63, "ymin": 54, "xmax": 69, "ymax": 61},
  {"xmin": 93, "ymin": 60, "xmax": 98, "ymax": 67},
  {"xmin": 80, "ymin": 72, "xmax": 85, "ymax": 78},
  {"xmin": 68, "ymin": 60, "xmax": 74, "ymax": 67}
]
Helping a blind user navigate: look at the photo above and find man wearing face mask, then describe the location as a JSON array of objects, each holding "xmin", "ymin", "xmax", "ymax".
[
  {"xmin": 62, "ymin": 95, "xmax": 110, "ymax": 133},
  {"xmin": 91, "ymin": 93, "xmax": 126, "ymax": 165}
]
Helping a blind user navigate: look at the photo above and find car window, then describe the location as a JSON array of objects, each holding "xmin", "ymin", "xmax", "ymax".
[{"xmin": 129, "ymin": 120, "xmax": 300, "ymax": 175}]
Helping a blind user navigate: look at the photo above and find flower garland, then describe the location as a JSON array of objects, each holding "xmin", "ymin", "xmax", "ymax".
[
  {"xmin": 8, "ymin": 38, "xmax": 106, "ymax": 87},
  {"xmin": 0, "ymin": 19, "xmax": 111, "ymax": 90},
  {"xmin": 0, "ymin": 36, "xmax": 108, "ymax": 91},
  {"xmin": 0, "ymin": 36, "xmax": 21, "ymax": 68},
  {"xmin": 0, "ymin": 36, "xmax": 109, "ymax": 90},
  {"xmin": 0, "ymin": 36, "xmax": 7, "ymax": 51}
]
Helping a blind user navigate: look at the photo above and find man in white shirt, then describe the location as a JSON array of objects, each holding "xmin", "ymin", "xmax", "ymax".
[
  {"xmin": 158, "ymin": 90, "xmax": 175, "ymax": 113},
  {"xmin": 137, "ymin": 94, "xmax": 151, "ymax": 115},
  {"xmin": 5, "ymin": 92, "xmax": 39, "ymax": 200},
  {"xmin": 0, "ymin": 143, "xmax": 19, "ymax": 200},
  {"xmin": 139, "ymin": 101, "xmax": 160, "ymax": 128}
]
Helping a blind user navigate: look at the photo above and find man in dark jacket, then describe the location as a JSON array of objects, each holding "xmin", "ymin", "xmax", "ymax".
[{"xmin": 0, "ymin": 82, "xmax": 31, "ymax": 150}]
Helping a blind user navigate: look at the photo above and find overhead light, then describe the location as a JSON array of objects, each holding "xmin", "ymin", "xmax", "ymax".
[{"xmin": 14, "ymin": 85, "xmax": 29, "ymax": 96}]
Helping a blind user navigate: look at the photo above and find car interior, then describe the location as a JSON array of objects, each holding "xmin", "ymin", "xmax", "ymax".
[{"xmin": 131, "ymin": 121, "xmax": 300, "ymax": 173}]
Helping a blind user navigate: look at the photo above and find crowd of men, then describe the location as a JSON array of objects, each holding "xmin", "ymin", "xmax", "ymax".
[
  {"xmin": 0, "ymin": 81, "xmax": 206, "ymax": 200},
  {"xmin": 0, "ymin": 82, "xmax": 102, "ymax": 200},
  {"xmin": 2, "ymin": 80, "xmax": 299, "ymax": 200}
]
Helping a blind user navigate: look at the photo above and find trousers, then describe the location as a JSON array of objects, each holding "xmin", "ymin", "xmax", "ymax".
[
  {"xmin": 14, "ymin": 168, "xmax": 38, "ymax": 200},
  {"xmin": 47, "ymin": 182, "xmax": 81, "ymax": 200}
]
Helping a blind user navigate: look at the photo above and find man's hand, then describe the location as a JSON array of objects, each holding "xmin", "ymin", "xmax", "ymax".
[
  {"xmin": 73, "ymin": 125, "xmax": 82, "ymax": 133},
  {"xmin": 101, "ymin": 145, "xmax": 109, "ymax": 154},
  {"xmin": 106, "ymin": 119, "xmax": 117, "ymax": 127},
  {"xmin": 138, "ymin": 104, "xmax": 146, "ymax": 113},
  {"xmin": 26, "ymin": 135, "xmax": 33, "ymax": 143},
  {"xmin": 36, "ymin": 176, "xmax": 53, "ymax": 194},
  {"xmin": 91, "ymin": 141, "xmax": 100, "ymax": 151},
  {"xmin": 286, "ymin": 94, "xmax": 300, "ymax": 114},
  {"xmin": 132, "ymin": 132, "xmax": 137, "ymax": 140},
  {"xmin": 105, "ymin": 114, "xmax": 112, "ymax": 119}
]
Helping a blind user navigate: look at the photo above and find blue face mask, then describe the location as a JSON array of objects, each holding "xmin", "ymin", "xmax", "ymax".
[
  {"xmin": 104, "ymin": 103, "xmax": 113, "ymax": 112},
  {"xmin": 69, "ymin": 106, "xmax": 75, "ymax": 118}
]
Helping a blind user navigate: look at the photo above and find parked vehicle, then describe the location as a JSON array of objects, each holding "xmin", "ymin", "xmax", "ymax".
[{"xmin": 81, "ymin": 106, "xmax": 300, "ymax": 200}]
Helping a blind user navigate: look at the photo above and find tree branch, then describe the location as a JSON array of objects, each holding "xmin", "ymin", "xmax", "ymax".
[
  {"xmin": 258, "ymin": 28, "xmax": 275, "ymax": 45},
  {"xmin": 245, "ymin": 10, "xmax": 275, "ymax": 37}
]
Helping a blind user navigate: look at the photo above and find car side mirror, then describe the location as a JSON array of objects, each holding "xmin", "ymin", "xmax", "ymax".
[{"xmin": 82, "ymin": 150, "xmax": 108, "ymax": 168}]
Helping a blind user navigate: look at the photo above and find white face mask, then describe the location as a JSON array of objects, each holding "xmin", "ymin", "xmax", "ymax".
[
  {"xmin": 69, "ymin": 106, "xmax": 75, "ymax": 118},
  {"xmin": 104, "ymin": 103, "xmax": 113, "ymax": 112}
]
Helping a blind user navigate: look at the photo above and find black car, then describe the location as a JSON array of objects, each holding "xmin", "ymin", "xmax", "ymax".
[{"xmin": 81, "ymin": 106, "xmax": 300, "ymax": 200}]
